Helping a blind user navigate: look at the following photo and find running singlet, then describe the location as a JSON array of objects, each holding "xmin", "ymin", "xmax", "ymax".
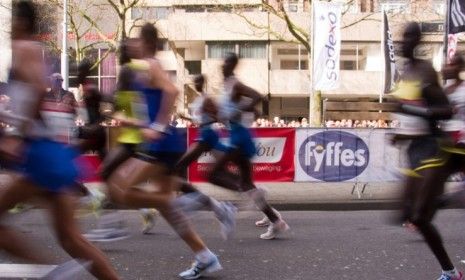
[
  {"xmin": 114, "ymin": 90, "xmax": 144, "ymax": 144},
  {"xmin": 220, "ymin": 76, "xmax": 256, "ymax": 158},
  {"xmin": 138, "ymin": 87, "xmax": 184, "ymax": 153},
  {"xmin": 191, "ymin": 95, "xmax": 214, "ymax": 126},
  {"xmin": 219, "ymin": 76, "xmax": 254, "ymax": 127},
  {"xmin": 444, "ymin": 82, "xmax": 465, "ymax": 142},
  {"xmin": 392, "ymin": 80, "xmax": 430, "ymax": 135}
]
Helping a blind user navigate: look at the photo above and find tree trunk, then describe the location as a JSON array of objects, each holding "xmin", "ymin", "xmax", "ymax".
[{"xmin": 310, "ymin": 90, "xmax": 322, "ymax": 127}]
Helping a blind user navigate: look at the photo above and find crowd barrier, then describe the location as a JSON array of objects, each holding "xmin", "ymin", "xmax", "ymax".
[{"xmin": 83, "ymin": 127, "xmax": 403, "ymax": 183}]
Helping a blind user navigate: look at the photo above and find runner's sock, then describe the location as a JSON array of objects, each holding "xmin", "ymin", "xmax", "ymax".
[
  {"xmin": 195, "ymin": 248, "xmax": 215, "ymax": 263},
  {"xmin": 443, "ymin": 268, "xmax": 460, "ymax": 278}
]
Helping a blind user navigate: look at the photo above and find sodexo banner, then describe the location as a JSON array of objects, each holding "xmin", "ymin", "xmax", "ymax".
[{"xmin": 295, "ymin": 129, "xmax": 401, "ymax": 182}]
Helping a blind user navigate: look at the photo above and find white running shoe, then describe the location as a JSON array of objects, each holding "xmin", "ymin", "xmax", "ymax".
[
  {"xmin": 140, "ymin": 208, "xmax": 158, "ymax": 234},
  {"xmin": 259, "ymin": 219, "xmax": 290, "ymax": 240},
  {"xmin": 216, "ymin": 202, "xmax": 237, "ymax": 240},
  {"xmin": 41, "ymin": 259, "xmax": 91, "ymax": 280},
  {"xmin": 255, "ymin": 216, "xmax": 270, "ymax": 227},
  {"xmin": 83, "ymin": 227, "xmax": 130, "ymax": 242},
  {"xmin": 255, "ymin": 208, "xmax": 281, "ymax": 227},
  {"xmin": 179, "ymin": 255, "xmax": 222, "ymax": 280}
]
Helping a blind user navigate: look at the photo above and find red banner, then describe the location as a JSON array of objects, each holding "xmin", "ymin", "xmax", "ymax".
[
  {"xmin": 76, "ymin": 154, "xmax": 102, "ymax": 183},
  {"xmin": 188, "ymin": 128, "xmax": 295, "ymax": 182}
]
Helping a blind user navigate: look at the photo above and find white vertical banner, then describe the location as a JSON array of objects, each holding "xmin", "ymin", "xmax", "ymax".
[{"xmin": 312, "ymin": 1, "xmax": 342, "ymax": 91}]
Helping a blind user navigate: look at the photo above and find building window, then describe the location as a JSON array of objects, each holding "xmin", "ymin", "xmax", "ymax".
[
  {"xmin": 332, "ymin": 0, "xmax": 359, "ymax": 14},
  {"xmin": 185, "ymin": 61, "xmax": 201, "ymax": 75},
  {"xmin": 68, "ymin": 48, "xmax": 117, "ymax": 95},
  {"xmin": 280, "ymin": 60, "xmax": 308, "ymax": 70},
  {"xmin": 131, "ymin": 6, "xmax": 171, "ymax": 20},
  {"xmin": 157, "ymin": 39, "xmax": 169, "ymax": 51},
  {"xmin": 239, "ymin": 42, "xmax": 266, "ymax": 59},
  {"xmin": 185, "ymin": 5, "xmax": 206, "ymax": 13},
  {"xmin": 207, "ymin": 42, "xmax": 236, "ymax": 59},
  {"xmin": 379, "ymin": 1, "xmax": 409, "ymax": 14},
  {"xmin": 341, "ymin": 60, "xmax": 357, "ymax": 70},
  {"xmin": 277, "ymin": 48, "xmax": 308, "ymax": 55},
  {"xmin": 288, "ymin": 0, "xmax": 298, "ymax": 12},
  {"xmin": 433, "ymin": 1, "xmax": 446, "ymax": 15}
]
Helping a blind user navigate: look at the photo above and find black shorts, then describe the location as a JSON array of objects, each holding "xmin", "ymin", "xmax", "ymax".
[
  {"xmin": 406, "ymin": 137, "xmax": 449, "ymax": 176},
  {"xmin": 100, "ymin": 143, "xmax": 137, "ymax": 180},
  {"xmin": 134, "ymin": 150, "xmax": 184, "ymax": 174}
]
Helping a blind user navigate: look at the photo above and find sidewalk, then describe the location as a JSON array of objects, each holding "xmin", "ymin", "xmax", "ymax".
[
  {"xmin": 0, "ymin": 173, "xmax": 460, "ymax": 210},
  {"xmin": 84, "ymin": 180, "xmax": 463, "ymax": 211}
]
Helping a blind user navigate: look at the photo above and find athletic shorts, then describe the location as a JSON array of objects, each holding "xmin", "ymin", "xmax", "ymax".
[
  {"xmin": 100, "ymin": 143, "xmax": 137, "ymax": 180},
  {"xmin": 405, "ymin": 137, "xmax": 448, "ymax": 176},
  {"xmin": 22, "ymin": 138, "xmax": 79, "ymax": 192},
  {"xmin": 133, "ymin": 151, "xmax": 183, "ymax": 173},
  {"xmin": 228, "ymin": 122, "xmax": 256, "ymax": 159},
  {"xmin": 196, "ymin": 126, "xmax": 228, "ymax": 152}
]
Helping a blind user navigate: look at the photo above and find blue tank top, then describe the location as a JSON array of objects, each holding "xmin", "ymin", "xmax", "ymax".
[{"xmin": 140, "ymin": 87, "xmax": 184, "ymax": 153}]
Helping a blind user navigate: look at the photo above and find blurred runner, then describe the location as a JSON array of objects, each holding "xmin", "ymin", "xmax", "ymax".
[
  {"xmin": 391, "ymin": 22, "xmax": 463, "ymax": 280},
  {"xmin": 207, "ymin": 53, "xmax": 289, "ymax": 240},
  {"xmin": 104, "ymin": 24, "xmax": 222, "ymax": 279},
  {"xmin": 0, "ymin": 1, "xmax": 118, "ymax": 279},
  {"xmin": 173, "ymin": 74, "xmax": 237, "ymax": 239}
]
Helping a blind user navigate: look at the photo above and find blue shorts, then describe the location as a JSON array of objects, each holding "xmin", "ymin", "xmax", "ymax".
[
  {"xmin": 196, "ymin": 126, "xmax": 228, "ymax": 152},
  {"xmin": 228, "ymin": 123, "xmax": 256, "ymax": 159},
  {"xmin": 22, "ymin": 139, "xmax": 79, "ymax": 192}
]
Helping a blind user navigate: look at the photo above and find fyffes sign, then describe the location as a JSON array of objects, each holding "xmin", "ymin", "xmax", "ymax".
[{"xmin": 298, "ymin": 131, "xmax": 369, "ymax": 182}]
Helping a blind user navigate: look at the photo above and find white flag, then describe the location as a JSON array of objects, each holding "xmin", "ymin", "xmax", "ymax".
[{"xmin": 312, "ymin": 1, "xmax": 342, "ymax": 91}]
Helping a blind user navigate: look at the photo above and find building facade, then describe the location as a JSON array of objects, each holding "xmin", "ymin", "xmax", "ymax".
[
  {"xmin": 0, "ymin": 0, "xmax": 461, "ymax": 121},
  {"xmin": 126, "ymin": 0, "xmax": 457, "ymax": 120}
]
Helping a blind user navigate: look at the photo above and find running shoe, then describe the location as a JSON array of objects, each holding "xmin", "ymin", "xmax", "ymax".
[
  {"xmin": 78, "ymin": 189, "xmax": 105, "ymax": 217},
  {"xmin": 255, "ymin": 208, "xmax": 281, "ymax": 227},
  {"xmin": 259, "ymin": 219, "xmax": 290, "ymax": 240},
  {"xmin": 8, "ymin": 203, "xmax": 33, "ymax": 214},
  {"xmin": 179, "ymin": 255, "xmax": 222, "ymax": 280},
  {"xmin": 140, "ymin": 208, "xmax": 158, "ymax": 234},
  {"xmin": 83, "ymin": 227, "xmax": 130, "ymax": 242},
  {"xmin": 216, "ymin": 202, "xmax": 237, "ymax": 240},
  {"xmin": 41, "ymin": 259, "xmax": 91, "ymax": 280},
  {"xmin": 437, "ymin": 271, "xmax": 464, "ymax": 280}
]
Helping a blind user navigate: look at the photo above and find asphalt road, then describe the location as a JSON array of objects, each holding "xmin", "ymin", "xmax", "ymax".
[{"xmin": 1, "ymin": 209, "xmax": 465, "ymax": 280}]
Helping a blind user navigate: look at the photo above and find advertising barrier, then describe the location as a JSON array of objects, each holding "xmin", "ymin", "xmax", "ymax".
[
  {"xmin": 188, "ymin": 128, "xmax": 295, "ymax": 182},
  {"xmin": 295, "ymin": 129, "xmax": 401, "ymax": 182},
  {"xmin": 81, "ymin": 127, "xmax": 403, "ymax": 183}
]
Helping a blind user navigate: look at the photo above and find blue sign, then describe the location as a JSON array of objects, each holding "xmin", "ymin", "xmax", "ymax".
[{"xmin": 298, "ymin": 131, "xmax": 369, "ymax": 182}]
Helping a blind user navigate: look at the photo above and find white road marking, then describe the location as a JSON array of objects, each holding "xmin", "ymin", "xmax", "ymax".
[{"xmin": 0, "ymin": 264, "xmax": 57, "ymax": 278}]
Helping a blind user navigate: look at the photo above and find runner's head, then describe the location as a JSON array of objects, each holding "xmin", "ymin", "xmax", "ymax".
[
  {"xmin": 119, "ymin": 38, "xmax": 142, "ymax": 65},
  {"xmin": 194, "ymin": 75, "xmax": 205, "ymax": 93},
  {"xmin": 12, "ymin": 0, "xmax": 37, "ymax": 39},
  {"xmin": 222, "ymin": 52, "xmax": 238, "ymax": 78},
  {"xmin": 442, "ymin": 53, "xmax": 465, "ymax": 81},
  {"xmin": 401, "ymin": 22, "xmax": 421, "ymax": 59},
  {"xmin": 140, "ymin": 23, "xmax": 158, "ymax": 58}
]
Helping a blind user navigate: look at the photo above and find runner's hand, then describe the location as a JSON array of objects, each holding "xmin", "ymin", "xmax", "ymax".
[
  {"xmin": 142, "ymin": 128, "xmax": 162, "ymax": 141},
  {"xmin": 0, "ymin": 136, "xmax": 24, "ymax": 162}
]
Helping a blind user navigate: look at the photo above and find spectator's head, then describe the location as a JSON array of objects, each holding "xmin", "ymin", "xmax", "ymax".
[
  {"xmin": 442, "ymin": 53, "xmax": 465, "ymax": 81},
  {"xmin": 273, "ymin": 116, "xmax": 280, "ymax": 124},
  {"xmin": 50, "ymin": 73, "xmax": 64, "ymax": 91}
]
